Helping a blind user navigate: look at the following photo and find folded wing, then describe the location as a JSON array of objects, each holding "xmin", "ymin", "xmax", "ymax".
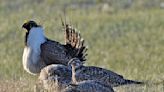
[{"xmin": 40, "ymin": 23, "xmax": 87, "ymax": 65}]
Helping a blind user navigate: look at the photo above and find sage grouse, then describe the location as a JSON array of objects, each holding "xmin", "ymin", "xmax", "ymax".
[
  {"xmin": 39, "ymin": 58, "xmax": 143, "ymax": 89},
  {"xmin": 22, "ymin": 20, "xmax": 87, "ymax": 75},
  {"xmin": 63, "ymin": 59, "xmax": 114, "ymax": 92},
  {"xmin": 39, "ymin": 61, "xmax": 114, "ymax": 92},
  {"xmin": 68, "ymin": 58, "xmax": 143, "ymax": 87}
]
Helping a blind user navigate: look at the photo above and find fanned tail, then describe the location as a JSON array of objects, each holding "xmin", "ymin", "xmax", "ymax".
[{"xmin": 61, "ymin": 20, "xmax": 88, "ymax": 62}]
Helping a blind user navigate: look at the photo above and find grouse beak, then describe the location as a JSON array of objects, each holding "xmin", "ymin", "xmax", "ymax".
[
  {"xmin": 22, "ymin": 23, "xmax": 27, "ymax": 29},
  {"xmin": 22, "ymin": 19, "xmax": 29, "ymax": 29},
  {"xmin": 22, "ymin": 22, "xmax": 29, "ymax": 32}
]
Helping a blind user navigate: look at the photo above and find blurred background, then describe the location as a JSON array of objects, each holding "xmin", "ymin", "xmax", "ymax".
[{"xmin": 0, "ymin": 0, "xmax": 164, "ymax": 91}]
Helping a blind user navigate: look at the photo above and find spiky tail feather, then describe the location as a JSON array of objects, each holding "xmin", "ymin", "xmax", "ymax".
[
  {"xmin": 61, "ymin": 21, "xmax": 88, "ymax": 62},
  {"xmin": 116, "ymin": 79, "xmax": 144, "ymax": 87}
]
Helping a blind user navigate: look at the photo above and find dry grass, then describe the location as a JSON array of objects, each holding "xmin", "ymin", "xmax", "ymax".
[{"xmin": 0, "ymin": 0, "xmax": 164, "ymax": 91}]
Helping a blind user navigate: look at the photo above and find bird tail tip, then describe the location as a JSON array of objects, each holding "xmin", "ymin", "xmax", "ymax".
[{"xmin": 125, "ymin": 79, "xmax": 144, "ymax": 85}]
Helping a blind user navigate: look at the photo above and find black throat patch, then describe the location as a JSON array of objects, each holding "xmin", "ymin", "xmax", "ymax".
[{"xmin": 25, "ymin": 32, "xmax": 29, "ymax": 46}]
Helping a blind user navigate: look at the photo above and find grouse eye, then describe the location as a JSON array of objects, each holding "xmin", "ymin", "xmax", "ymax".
[{"xmin": 29, "ymin": 24, "xmax": 32, "ymax": 29}]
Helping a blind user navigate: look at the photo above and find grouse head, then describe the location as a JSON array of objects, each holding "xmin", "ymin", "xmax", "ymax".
[
  {"xmin": 22, "ymin": 20, "xmax": 39, "ymax": 32},
  {"xmin": 22, "ymin": 20, "xmax": 43, "ymax": 46},
  {"xmin": 68, "ymin": 58, "xmax": 83, "ymax": 69}
]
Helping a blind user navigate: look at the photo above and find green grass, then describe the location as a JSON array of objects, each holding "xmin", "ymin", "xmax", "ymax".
[{"xmin": 0, "ymin": 0, "xmax": 164, "ymax": 91}]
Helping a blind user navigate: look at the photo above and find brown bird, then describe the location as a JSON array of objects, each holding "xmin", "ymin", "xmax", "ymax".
[
  {"xmin": 22, "ymin": 20, "xmax": 87, "ymax": 75},
  {"xmin": 39, "ymin": 58, "xmax": 143, "ymax": 91},
  {"xmin": 63, "ymin": 60, "xmax": 114, "ymax": 92},
  {"xmin": 68, "ymin": 58, "xmax": 143, "ymax": 87},
  {"xmin": 39, "ymin": 64, "xmax": 71, "ymax": 92},
  {"xmin": 39, "ymin": 61, "xmax": 114, "ymax": 92}
]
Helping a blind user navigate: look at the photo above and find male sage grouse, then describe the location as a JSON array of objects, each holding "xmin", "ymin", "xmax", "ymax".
[{"xmin": 22, "ymin": 20, "xmax": 87, "ymax": 75}]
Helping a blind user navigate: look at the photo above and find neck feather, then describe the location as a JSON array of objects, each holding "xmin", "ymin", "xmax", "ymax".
[
  {"xmin": 23, "ymin": 27, "xmax": 46, "ymax": 75},
  {"xmin": 71, "ymin": 64, "xmax": 77, "ymax": 84},
  {"xmin": 27, "ymin": 27, "xmax": 46, "ymax": 48}
]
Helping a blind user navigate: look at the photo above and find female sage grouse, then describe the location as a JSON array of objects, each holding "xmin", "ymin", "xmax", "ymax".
[
  {"xmin": 39, "ymin": 60, "xmax": 114, "ymax": 92},
  {"xmin": 39, "ymin": 58, "xmax": 143, "ymax": 89},
  {"xmin": 63, "ymin": 59, "xmax": 114, "ymax": 92},
  {"xmin": 68, "ymin": 58, "xmax": 143, "ymax": 87}
]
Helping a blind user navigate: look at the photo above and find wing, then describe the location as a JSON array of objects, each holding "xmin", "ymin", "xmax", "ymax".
[
  {"xmin": 76, "ymin": 66, "xmax": 125, "ymax": 87},
  {"xmin": 40, "ymin": 40, "xmax": 71, "ymax": 65},
  {"xmin": 62, "ymin": 23, "xmax": 88, "ymax": 63},
  {"xmin": 76, "ymin": 66, "xmax": 142, "ymax": 87},
  {"xmin": 40, "ymin": 23, "xmax": 87, "ymax": 65}
]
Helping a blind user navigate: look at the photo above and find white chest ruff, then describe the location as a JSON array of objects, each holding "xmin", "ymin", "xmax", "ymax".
[
  {"xmin": 22, "ymin": 27, "xmax": 46, "ymax": 75},
  {"xmin": 23, "ymin": 47, "xmax": 41, "ymax": 75}
]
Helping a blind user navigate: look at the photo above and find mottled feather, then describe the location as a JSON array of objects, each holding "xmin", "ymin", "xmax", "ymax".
[
  {"xmin": 39, "ymin": 64, "xmax": 72, "ymax": 92},
  {"xmin": 39, "ymin": 62, "xmax": 114, "ymax": 92},
  {"xmin": 63, "ymin": 80, "xmax": 114, "ymax": 92},
  {"xmin": 63, "ymin": 60, "xmax": 114, "ymax": 92},
  {"xmin": 69, "ymin": 58, "xmax": 143, "ymax": 87}
]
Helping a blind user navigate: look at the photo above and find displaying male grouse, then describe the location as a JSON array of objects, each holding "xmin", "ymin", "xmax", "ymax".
[{"xmin": 22, "ymin": 20, "xmax": 87, "ymax": 75}]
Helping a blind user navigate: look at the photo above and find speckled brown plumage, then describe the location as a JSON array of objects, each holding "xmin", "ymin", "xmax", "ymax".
[
  {"xmin": 63, "ymin": 80, "xmax": 114, "ymax": 92},
  {"xmin": 63, "ymin": 60, "xmax": 114, "ymax": 92},
  {"xmin": 39, "ymin": 61, "xmax": 114, "ymax": 92},
  {"xmin": 68, "ymin": 58, "xmax": 143, "ymax": 87},
  {"xmin": 39, "ymin": 64, "xmax": 72, "ymax": 92},
  {"xmin": 39, "ymin": 58, "xmax": 143, "ymax": 89}
]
